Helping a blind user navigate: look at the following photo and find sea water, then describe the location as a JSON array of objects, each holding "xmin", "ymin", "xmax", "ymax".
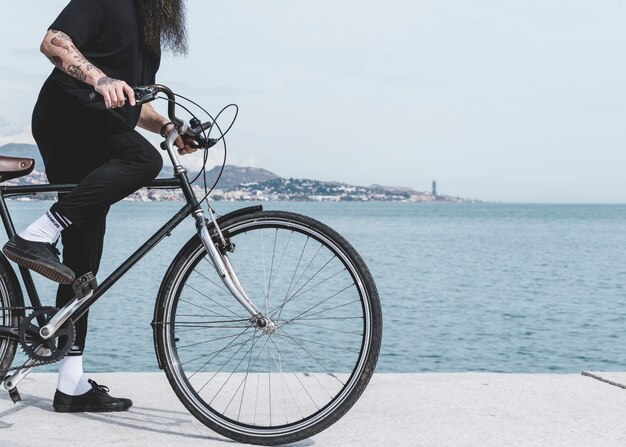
[{"xmin": 5, "ymin": 201, "xmax": 626, "ymax": 373}]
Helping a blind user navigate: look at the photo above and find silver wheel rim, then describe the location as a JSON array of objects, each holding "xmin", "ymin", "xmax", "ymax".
[{"xmin": 162, "ymin": 217, "xmax": 373, "ymax": 437}]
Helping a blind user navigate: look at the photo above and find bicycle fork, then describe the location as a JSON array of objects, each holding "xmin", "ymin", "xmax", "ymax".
[{"xmin": 194, "ymin": 208, "xmax": 275, "ymax": 331}]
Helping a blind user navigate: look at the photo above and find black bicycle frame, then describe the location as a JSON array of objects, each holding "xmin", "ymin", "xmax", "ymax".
[{"xmin": 0, "ymin": 175, "xmax": 197, "ymax": 319}]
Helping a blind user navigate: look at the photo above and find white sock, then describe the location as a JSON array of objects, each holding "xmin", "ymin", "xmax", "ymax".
[
  {"xmin": 57, "ymin": 348, "xmax": 91, "ymax": 396},
  {"xmin": 19, "ymin": 210, "xmax": 71, "ymax": 244}
]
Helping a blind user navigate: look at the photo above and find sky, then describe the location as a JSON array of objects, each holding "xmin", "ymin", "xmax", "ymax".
[{"xmin": 1, "ymin": 0, "xmax": 625, "ymax": 203}]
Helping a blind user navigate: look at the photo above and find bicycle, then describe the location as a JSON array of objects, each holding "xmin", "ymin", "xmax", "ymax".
[{"xmin": 0, "ymin": 84, "xmax": 382, "ymax": 445}]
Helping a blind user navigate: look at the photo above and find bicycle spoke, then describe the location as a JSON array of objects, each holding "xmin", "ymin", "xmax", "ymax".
[
  {"xmin": 260, "ymin": 228, "xmax": 268, "ymax": 314},
  {"xmin": 192, "ymin": 267, "xmax": 229, "ymax": 295},
  {"xmin": 182, "ymin": 327, "xmax": 254, "ymax": 373},
  {"xmin": 270, "ymin": 267, "xmax": 346, "ymax": 319},
  {"xmin": 295, "ymin": 316, "xmax": 363, "ymax": 321},
  {"xmin": 174, "ymin": 324, "xmax": 250, "ymax": 331},
  {"xmin": 283, "ymin": 235, "xmax": 308, "ymax": 308},
  {"xmin": 184, "ymin": 285, "xmax": 242, "ymax": 319},
  {"xmin": 290, "ymin": 298, "xmax": 362, "ymax": 323},
  {"xmin": 201, "ymin": 331, "xmax": 262, "ymax": 399},
  {"xmin": 279, "ymin": 285, "xmax": 357, "ymax": 326},
  {"xmin": 286, "ymin": 320, "xmax": 363, "ymax": 336},
  {"xmin": 236, "ymin": 329, "xmax": 259, "ymax": 421},
  {"xmin": 274, "ymin": 255, "xmax": 336, "ymax": 323},
  {"xmin": 273, "ymin": 230, "xmax": 294, "ymax": 292},
  {"xmin": 266, "ymin": 228, "xmax": 279, "ymax": 314},
  {"xmin": 177, "ymin": 332, "xmax": 253, "ymax": 350},
  {"xmin": 277, "ymin": 328, "xmax": 355, "ymax": 373},
  {"xmin": 268, "ymin": 336, "xmax": 333, "ymax": 410},
  {"xmin": 217, "ymin": 329, "xmax": 260, "ymax": 417},
  {"xmin": 283, "ymin": 242, "xmax": 322, "ymax": 307},
  {"xmin": 245, "ymin": 232, "xmax": 266, "ymax": 304},
  {"xmin": 267, "ymin": 332, "xmax": 272, "ymax": 426},
  {"xmin": 285, "ymin": 267, "xmax": 346, "ymax": 304},
  {"xmin": 266, "ymin": 336, "xmax": 308, "ymax": 422},
  {"xmin": 276, "ymin": 332, "xmax": 360, "ymax": 354}
]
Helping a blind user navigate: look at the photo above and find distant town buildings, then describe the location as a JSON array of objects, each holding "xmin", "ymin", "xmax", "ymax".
[{"xmin": 0, "ymin": 146, "xmax": 474, "ymax": 203}]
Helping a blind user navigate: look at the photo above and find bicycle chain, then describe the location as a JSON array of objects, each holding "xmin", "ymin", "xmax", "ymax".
[{"xmin": 0, "ymin": 306, "xmax": 69, "ymax": 377}]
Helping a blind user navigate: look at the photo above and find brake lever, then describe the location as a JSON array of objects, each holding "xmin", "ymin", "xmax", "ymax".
[
  {"xmin": 134, "ymin": 86, "xmax": 158, "ymax": 104},
  {"xmin": 182, "ymin": 134, "xmax": 218, "ymax": 149}
]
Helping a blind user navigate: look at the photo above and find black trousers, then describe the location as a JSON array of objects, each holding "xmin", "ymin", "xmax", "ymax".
[{"xmin": 31, "ymin": 83, "xmax": 163, "ymax": 352}]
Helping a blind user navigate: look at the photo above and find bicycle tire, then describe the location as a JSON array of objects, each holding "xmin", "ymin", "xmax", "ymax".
[
  {"xmin": 154, "ymin": 211, "xmax": 382, "ymax": 445},
  {"xmin": 0, "ymin": 255, "xmax": 24, "ymax": 375}
]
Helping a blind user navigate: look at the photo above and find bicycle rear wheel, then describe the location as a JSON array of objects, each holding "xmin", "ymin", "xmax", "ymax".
[
  {"xmin": 0, "ymin": 257, "xmax": 24, "ymax": 375},
  {"xmin": 155, "ymin": 211, "xmax": 382, "ymax": 445}
]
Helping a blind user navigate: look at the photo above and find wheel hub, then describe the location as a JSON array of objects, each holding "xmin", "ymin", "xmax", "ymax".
[{"xmin": 253, "ymin": 315, "xmax": 277, "ymax": 334}]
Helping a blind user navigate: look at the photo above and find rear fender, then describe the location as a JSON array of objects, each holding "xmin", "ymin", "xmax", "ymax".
[{"xmin": 0, "ymin": 252, "xmax": 25, "ymax": 310}]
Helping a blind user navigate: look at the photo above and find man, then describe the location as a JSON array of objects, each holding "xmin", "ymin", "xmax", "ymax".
[{"xmin": 2, "ymin": 0, "xmax": 194, "ymax": 412}]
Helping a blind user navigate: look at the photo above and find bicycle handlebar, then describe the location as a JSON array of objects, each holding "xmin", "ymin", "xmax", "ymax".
[{"xmin": 86, "ymin": 84, "xmax": 216, "ymax": 149}]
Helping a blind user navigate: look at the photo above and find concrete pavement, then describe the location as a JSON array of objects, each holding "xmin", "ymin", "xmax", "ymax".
[{"xmin": 1, "ymin": 372, "xmax": 626, "ymax": 446}]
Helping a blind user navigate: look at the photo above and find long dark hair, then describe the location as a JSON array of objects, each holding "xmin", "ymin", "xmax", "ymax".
[{"xmin": 135, "ymin": 0, "xmax": 188, "ymax": 55}]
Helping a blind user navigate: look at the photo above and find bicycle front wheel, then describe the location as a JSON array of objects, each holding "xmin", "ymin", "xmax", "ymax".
[{"xmin": 155, "ymin": 211, "xmax": 382, "ymax": 445}]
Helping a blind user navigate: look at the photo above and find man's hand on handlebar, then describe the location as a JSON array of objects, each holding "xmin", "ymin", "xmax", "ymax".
[
  {"xmin": 178, "ymin": 135, "xmax": 199, "ymax": 155},
  {"xmin": 162, "ymin": 123, "xmax": 199, "ymax": 155},
  {"xmin": 95, "ymin": 77, "xmax": 136, "ymax": 109}
]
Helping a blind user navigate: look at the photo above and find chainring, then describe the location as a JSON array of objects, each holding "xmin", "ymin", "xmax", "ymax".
[{"xmin": 19, "ymin": 307, "xmax": 76, "ymax": 364}]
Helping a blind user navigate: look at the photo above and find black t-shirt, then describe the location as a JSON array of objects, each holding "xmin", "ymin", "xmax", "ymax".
[{"xmin": 44, "ymin": 0, "xmax": 161, "ymax": 128}]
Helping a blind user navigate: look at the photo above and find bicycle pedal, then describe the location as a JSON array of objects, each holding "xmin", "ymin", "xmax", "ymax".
[
  {"xmin": 71, "ymin": 272, "xmax": 98, "ymax": 299},
  {"xmin": 8, "ymin": 387, "xmax": 21, "ymax": 403}
]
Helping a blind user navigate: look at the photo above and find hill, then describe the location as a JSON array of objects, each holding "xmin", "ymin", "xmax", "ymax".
[
  {"xmin": 0, "ymin": 143, "xmax": 472, "ymax": 202},
  {"xmin": 195, "ymin": 165, "xmax": 282, "ymax": 190}
]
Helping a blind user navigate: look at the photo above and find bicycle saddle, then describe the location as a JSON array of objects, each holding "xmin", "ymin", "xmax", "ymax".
[{"xmin": 0, "ymin": 156, "xmax": 34, "ymax": 182}]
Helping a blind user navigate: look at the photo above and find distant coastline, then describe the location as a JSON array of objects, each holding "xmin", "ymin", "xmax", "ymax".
[{"xmin": 0, "ymin": 143, "xmax": 477, "ymax": 203}]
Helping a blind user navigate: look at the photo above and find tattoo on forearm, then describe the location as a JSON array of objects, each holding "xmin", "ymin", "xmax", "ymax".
[
  {"xmin": 50, "ymin": 30, "xmax": 71, "ymax": 40},
  {"xmin": 48, "ymin": 56, "xmax": 63, "ymax": 68},
  {"xmin": 48, "ymin": 33, "xmax": 103, "ymax": 81},
  {"xmin": 97, "ymin": 77, "xmax": 116, "ymax": 86},
  {"xmin": 51, "ymin": 37, "xmax": 73, "ymax": 54},
  {"xmin": 67, "ymin": 65, "xmax": 87, "ymax": 81}
]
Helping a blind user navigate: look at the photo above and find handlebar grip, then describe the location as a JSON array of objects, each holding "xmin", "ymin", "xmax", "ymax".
[
  {"xmin": 84, "ymin": 84, "xmax": 183, "ymax": 127},
  {"xmin": 83, "ymin": 91, "xmax": 108, "ymax": 111},
  {"xmin": 86, "ymin": 87, "xmax": 156, "ymax": 105}
]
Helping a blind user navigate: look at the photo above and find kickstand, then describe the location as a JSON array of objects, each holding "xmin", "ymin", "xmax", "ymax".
[{"xmin": 8, "ymin": 387, "xmax": 21, "ymax": 403}]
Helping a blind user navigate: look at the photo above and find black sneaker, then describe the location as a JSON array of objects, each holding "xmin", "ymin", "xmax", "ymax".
[
  {"xmin": 2, "ymin": 235, "xmax": 75, "ymax": 284},
  {"xmin": 53, "ymin": 379, "xmax": 133, "ymax": 413}
]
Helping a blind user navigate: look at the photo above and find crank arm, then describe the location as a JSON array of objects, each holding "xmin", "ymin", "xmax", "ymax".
[
  {"xmin": 39, "ymin": 291, "xmax": 92, "ymax": 340},
  {"xmin": 39, "ymin": 273, "xmax": 97, "ymax": 340},
  {"xmin": 3, "ymin": 347, "xmax": 51, "ymax": 391}
]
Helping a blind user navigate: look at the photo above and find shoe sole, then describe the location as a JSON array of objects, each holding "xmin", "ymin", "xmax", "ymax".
[
  {"xmin": 53, "ymin": 402, "xmax": 132, "ymax": 413},
  {"xmin": 2, "ymin": 245, "xmax": 74, "ymax": 284}
]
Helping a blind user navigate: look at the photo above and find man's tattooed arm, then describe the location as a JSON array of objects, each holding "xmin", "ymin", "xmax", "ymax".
[
  {"xmin": 67, "ymin": 65, "xmax": 87, "ymax": 82},
  {"xmin": 50, "ymin": 37, "xmax": 72, "ymax": 55},
  {"xmin": 40, "ymin": 29, "xmax": 104, "ymax": 85},
  {"xmin": 40, "ymin": 29, "xmax": 135, "ymax": 109},
  {"xmin": 48, "ymin": 56, "xmax": 63, "ymax": 69},
  {"xmin": 50, "ymin": 30, "xmax": 71, "ymax": 40},
  {"xmin": 97, "ymin": 77, "xmax": 116, "ymax": 86}
]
